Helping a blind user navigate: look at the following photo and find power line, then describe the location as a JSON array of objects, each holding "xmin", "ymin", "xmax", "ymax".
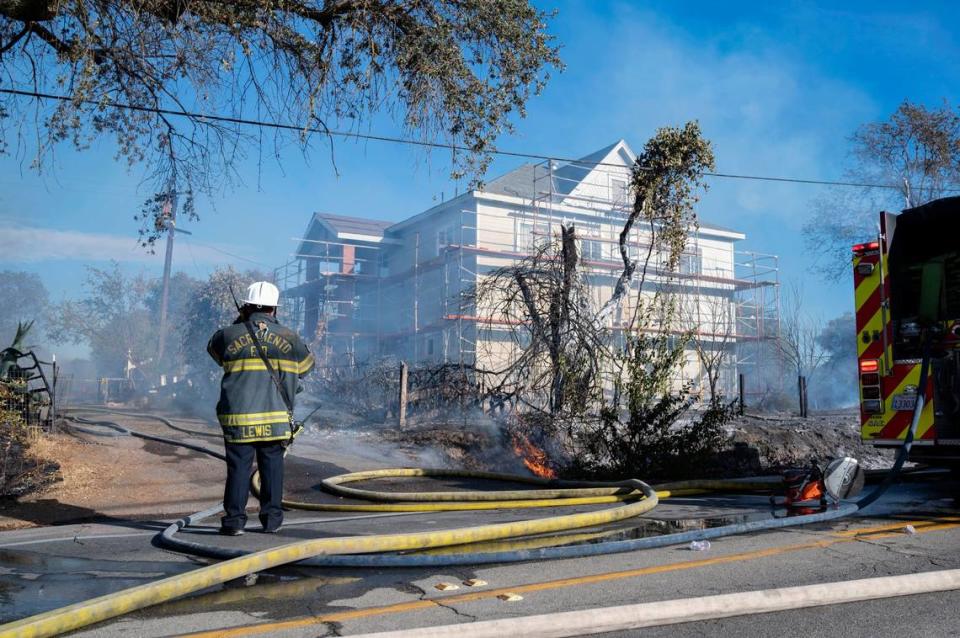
[
  {"xmin": 2, "ymin": 86, "xmax": 955, "ymax": 192},
  {"xmin": 0, "ymin": 87, "xmax": 549, "ymax": 161},
  {"xmin": 180, "ymin": 236, "xmax": 205, "ymax": 279},
  {"xmin": 186, "ymin": 237, "xmax": 270, "ymax": 267}
]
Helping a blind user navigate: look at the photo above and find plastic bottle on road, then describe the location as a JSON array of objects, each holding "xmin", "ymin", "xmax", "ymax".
[{"xmin": 689, "ymin": 540, "xmax": 711, "ymax": 551}]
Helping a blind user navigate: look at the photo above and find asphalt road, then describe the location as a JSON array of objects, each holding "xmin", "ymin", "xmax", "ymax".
[{"xmin": 2, "ymin": 419, "xmax": 960, "ymax": 637}]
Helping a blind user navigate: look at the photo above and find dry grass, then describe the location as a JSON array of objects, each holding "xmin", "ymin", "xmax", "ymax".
[
  {"xmin": 1, "ymin": 409, "xmax": 60, "ymax": 498},
  {"xmin": 1, "ymin": 412, "xmax": 227, "ymax": 528},
  {"xmin": 25, "ymin": 434, "xmax": 97, "ymax": 495}
]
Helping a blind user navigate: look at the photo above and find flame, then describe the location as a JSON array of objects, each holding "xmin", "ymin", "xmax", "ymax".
[{"xmin": 512, "ymin": 433, "xmax": 557, "ymax": 479}]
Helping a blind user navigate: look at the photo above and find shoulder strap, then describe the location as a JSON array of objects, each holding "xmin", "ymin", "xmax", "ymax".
[{"xmin": 240, "ymin": 318, "xmax": 294, "ymax": 418}]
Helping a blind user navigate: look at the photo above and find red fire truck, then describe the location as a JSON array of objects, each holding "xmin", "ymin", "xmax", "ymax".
[{"xmin": 854, "ymin": 196, "xmax": 960, "ymax": 465}]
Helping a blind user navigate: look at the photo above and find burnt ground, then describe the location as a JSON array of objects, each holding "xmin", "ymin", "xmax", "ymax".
[
  {"xmin": 727, "ymin": 409, "xmax": 894, "ymax": 471},
  {"xmin": 0, "ymin": 406, "xmax": 889, "ymax": 530},
  {"xmin": 368, "ymin": 407, "xmax": 891, "ymax": 477}
]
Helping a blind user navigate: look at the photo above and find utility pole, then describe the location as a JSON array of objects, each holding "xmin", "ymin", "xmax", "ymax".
[{"xmin": 156, "ymin": 188, "xmax": 178, "ymax": 367}]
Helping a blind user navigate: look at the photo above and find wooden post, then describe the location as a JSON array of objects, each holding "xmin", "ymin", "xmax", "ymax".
[
  {"xmin": 51, "ymin": 354, "xmax": 57, "ymax": 431},
  {"xmin": 797, "ymin": 375, "xmax": 803, "ymax": 417},
  {"xmin": 738, "ymin": 373, "xmax": 745, "ymax": 416},
  {"xmin": 798, "ymin": 375, "xmax": 809, "ymax": 418},
  {"xmin": 398, "ymin": 361, "xmax": 409, "ymax": 428},
  {"xmin": 802, "ymin": 376, "xmax": 810, "ymax": 418}
]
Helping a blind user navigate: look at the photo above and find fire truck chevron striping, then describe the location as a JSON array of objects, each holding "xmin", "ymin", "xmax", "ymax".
[{"xmin": 854, "ymin": 196, "xmax": 960, "ymax": 464}]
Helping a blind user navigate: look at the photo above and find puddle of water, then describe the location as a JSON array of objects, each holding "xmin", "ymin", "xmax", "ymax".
[
  {"xmin": 0, "ymin": 546, "xmax": 362, "ymax": 623},
  {"xmin": 0, "ymin": 549, "xmax": 192, "ymax": 623},
  {"xmin": 148, "ymin": 573, "xmax": 360, "ymax": 616},
  {"xmin": 0, "ymin": 549, "xmax": 114, "ymax": 571},
  {"xmin": 0, "ymin": 579, "xmax": 17, "ymax": 609},
  {"xmin": 572, "ymin": 513, "xmax": 760, "ymax": 545},
  {"xmin": 413, "ymin": 512, "xmax": 768, "ymax": 556}
]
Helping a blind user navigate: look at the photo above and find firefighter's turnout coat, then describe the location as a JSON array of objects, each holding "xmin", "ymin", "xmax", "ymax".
[{"xmin": 207, "ymin": 312, "xmax": 314, "ymax": 444}]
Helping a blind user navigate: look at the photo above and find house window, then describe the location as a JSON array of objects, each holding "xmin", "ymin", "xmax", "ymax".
[
  {"xmin": 611, "ymin": 178, "xmax": 629, "ymax": 205},
  {"xmin": 679, "ymin": 248, "xmax": 703, "ymax": 275},
  {"xmin": 582, "ymin": 238, "xmax": 603, "ymax": 261},
  {"xmin": 517, "ymin": 220, "xmax": 550, "ymax": 252},
  {"xmin": 578, "ymin": 221, "xmax": 604, "ymax": 261}
]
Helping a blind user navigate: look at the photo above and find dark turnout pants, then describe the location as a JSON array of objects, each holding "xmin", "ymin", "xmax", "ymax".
[{"xmin": 222, "ymin": 441, "xmax": 285, "ymax": 532}]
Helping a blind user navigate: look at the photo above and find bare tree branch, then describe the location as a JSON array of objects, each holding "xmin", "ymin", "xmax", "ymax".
[{"xmin": 803, "ymin": 100, "xmax": 960, "ymax": 280}]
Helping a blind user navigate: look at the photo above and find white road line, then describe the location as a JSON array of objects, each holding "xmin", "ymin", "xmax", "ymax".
[
  {"xmin": 0, "ymin": 531, "xmax": 158, "ymax": 548},
  {"xmin": 0, "ymin": 511, "xmax": 419, "ymax": 548}
]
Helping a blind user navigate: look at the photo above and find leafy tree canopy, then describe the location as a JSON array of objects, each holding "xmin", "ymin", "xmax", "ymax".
[
  {"xmin": 44, "ymin": 263, "xmax": 265, "ymax": 386},
  {"xmin": 46, "ymin": 263, "xmax": 155, "ymax": 377},
  {"xmin": 0, "ymin": 0, "xmax": 561, "ymax": 244}
]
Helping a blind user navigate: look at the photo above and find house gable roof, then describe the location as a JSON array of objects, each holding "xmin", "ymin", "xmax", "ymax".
[
  {"xmin": 480, "ymin": 140, "xmax": 738, "ymax": 238},
  {"xmin": 552, "ymin": 139, "xmax": 635, "ymax": 195},
  {"xmin": 313, "ymin": 212, "xmax": 393, "ymax": 238},
  {"xmin": 482, "ymin": 163, "xmax": 538, "ymax": 199},
  {"xmin": 483, "ymin": 140, "xmax": 636, "ymax": 200},
  {"xmin": 297, "ymin": 212, "xmax": 395, "ymax": 255}
]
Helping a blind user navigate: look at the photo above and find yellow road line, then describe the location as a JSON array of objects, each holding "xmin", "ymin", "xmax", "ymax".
[
  {"xmin": 832, "ymin": 516, "xmax": 960, "ymax": 537},
  {"xmin": 180, "ymin": 517, "xmax": 959, "ymax": 638}
]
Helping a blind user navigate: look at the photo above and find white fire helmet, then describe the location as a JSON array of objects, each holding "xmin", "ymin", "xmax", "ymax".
[{"xmin": 242, "ymin": 281, "xmax": 280, "ymax": 308}]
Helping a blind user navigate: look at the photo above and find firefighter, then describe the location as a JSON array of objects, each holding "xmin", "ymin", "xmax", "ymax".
[{"xmin": 206, "ymin": 281, "xmax": 314, "ymax": 535}]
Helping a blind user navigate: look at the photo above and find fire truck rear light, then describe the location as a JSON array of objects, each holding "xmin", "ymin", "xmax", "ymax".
[
  {"xmin": 856, "ymin": 263, "xmax": 875, "ymax": 276},
  {"xmin": 859, "ymin": 359, "xmax": 879, "ymax": 373},
  {"xmin": 862, "ymin": 386, "xmax": 881, "ymax": 399},
  {"xmin": 860, "ymin": 373, "xmax": 880, "ymax": 386},
  {"xmin": 852, "ymin": 241, "xmax": 880, "ymax": 253},
  {"xmin": 863, "ymin": 399, "xmax": 883, "ymax": 413}
]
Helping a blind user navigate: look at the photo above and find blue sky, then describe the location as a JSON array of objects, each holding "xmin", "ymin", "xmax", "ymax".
[{"xmin": 2, "ymin": 0, "xmax": 958, "ymax": 337}]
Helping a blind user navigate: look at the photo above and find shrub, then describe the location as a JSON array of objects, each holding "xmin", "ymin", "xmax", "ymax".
[
  {"xmin": 0, "ymin": 382, "xmax": 42, "ymax": 497},
  {"xmin": 567, "ymin": 329, "xmax": 734, "ymax": 480}
]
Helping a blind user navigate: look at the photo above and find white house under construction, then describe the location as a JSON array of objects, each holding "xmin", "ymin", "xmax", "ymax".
[{"xmin": 276, "ymin": 140, "xmax": 779, "ymax": 398}]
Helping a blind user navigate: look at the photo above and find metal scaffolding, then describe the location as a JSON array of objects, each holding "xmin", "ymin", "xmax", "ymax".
[
  {"xmin": 274, "ymin": 235, "xmax": 386, "ymax": 371},
  {"xmin": 277, "ymin": 152, "xmax": 780, "ymax": 397}
]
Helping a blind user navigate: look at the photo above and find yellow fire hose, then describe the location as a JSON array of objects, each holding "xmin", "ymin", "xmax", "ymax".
[
  {"xmin": 1, "ymin": 468, "xmax": 784, "ymax": 638},
  {"xmin": 0, "ymin": 412, "xmax": 780, "ymax": 638},
  {"xmin": 1, "ymin": 473, "xmax": 661, "ymax": 638},
  {"xmin": 253, "ymin": 468, "xmax": 730, "ymax": 512}
]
